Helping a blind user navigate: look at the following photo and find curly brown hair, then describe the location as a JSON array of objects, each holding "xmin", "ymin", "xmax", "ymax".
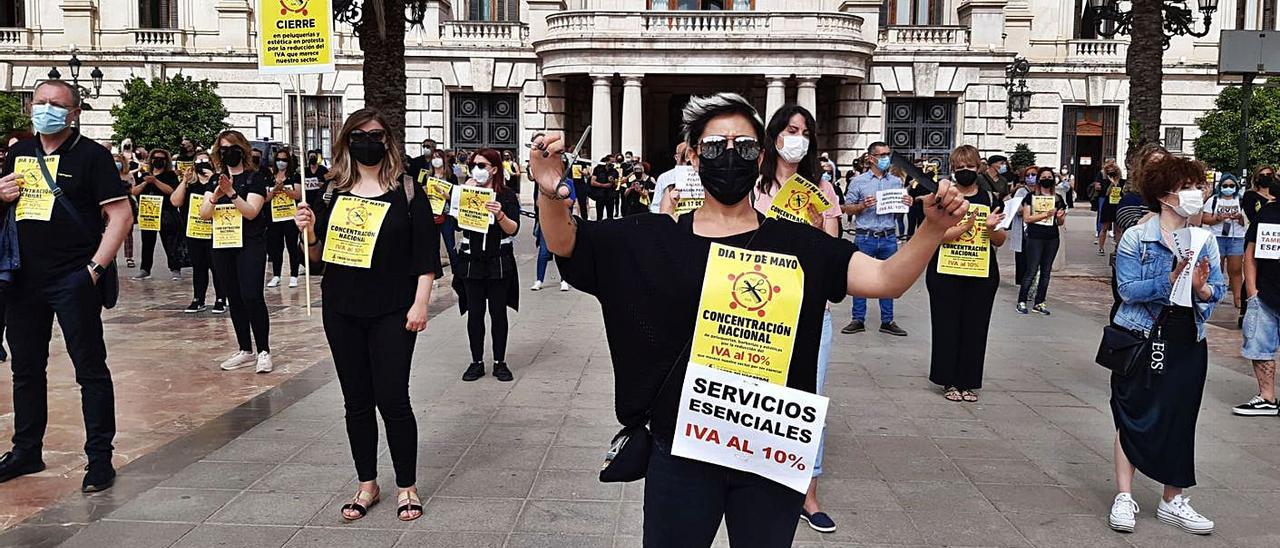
[{"xmin": 1135, "ymin": 156, "xmax": 1205, "ymax": 210}]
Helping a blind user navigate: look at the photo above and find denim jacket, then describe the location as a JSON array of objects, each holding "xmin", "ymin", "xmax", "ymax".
[{"xmin": 1113, "ymin": 217, "xmax": 1226, "ymax": 341}]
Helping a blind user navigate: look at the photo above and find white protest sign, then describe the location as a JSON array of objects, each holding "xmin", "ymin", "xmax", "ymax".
[
  {"xmin": 875, "ymin": 189, "xmax": 909, "ymax": 215},
  {"xmin": 1170, "ymin": 227, "xmax": 1212, "ymax": 307},
  {"xmin": 1256, "ymin": 224, "xmax": 1280, "ymax": 260},
  {"xmin": 674, "ymin": 166, "xmax": 705, "ymax": 214},
  {"xmin": 997, "ymin": 195, "xmax": 1023, "ymax": 231},
  {"xmin": 672, "ymin": 362, "xmax": 829, "ymax": 494}
]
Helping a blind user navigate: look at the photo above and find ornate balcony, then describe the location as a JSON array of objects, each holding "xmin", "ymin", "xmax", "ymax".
[
  {"xmin": 878, "ymin": 26, "xmax": 970, "ymax": 51},
  {"xmin": 0, "ymin": 27, "xmax": 30, "ymax": 48},
  {"xmin": 129, "ymin": 28, "xmax": 186, "ymax": 50},
  {"xmin": 440, "ymin": 21, "xmax": 529, "ymax": 48},
  {"xmin": 1066, "ymin": 39, "xmax": 1127, "ymax": 64}
]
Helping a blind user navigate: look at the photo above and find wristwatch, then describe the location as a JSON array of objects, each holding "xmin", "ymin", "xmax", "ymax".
[{"xmin": 88, "ymin": 261, "xmax": 107, "ymax": 277}]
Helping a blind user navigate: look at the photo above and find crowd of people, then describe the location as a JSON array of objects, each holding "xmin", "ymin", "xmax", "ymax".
[{"xmin": 0, "ymin": 78, "xmax": 1276, "ymax": 546}]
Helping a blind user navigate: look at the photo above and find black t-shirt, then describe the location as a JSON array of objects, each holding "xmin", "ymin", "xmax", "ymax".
[
  {"xmin": 622, "ymin": 175, "xmax": 655, "ymax": 215},
  {"xmin": 455, "ymin": 188, "xmax": 521, "ymax": 280},
  {"xmin": 139, "ymin": 170, "xmax": 182, "ymax": 222},
  {"xmin": 591, "ymin": 165, "xmax": 619, "ymax": 195},
  {"xmin": 4, "ymin": 132, "xmax": 127, "ymax": 281},
  {"xmin": 556, "ymin": 213, "xmax": 857, "ymax": 445},
  {"xmin": 931, "ymin": 189, "xmax": 999, "ymax": 278},
  {"xmin": 1242, "ymin": 190, "xmax": 1272, "ymax": 224},
  {"xmin": 304, "ymin": 165, "xmax": 330, "ymax": 209},
  {"xmin": 208, "ymin": 169, "xmax": 270, "ymax": 244},
  {"xmin": 1098, "ymin": 178, "xmax": 1123, "ymax": 215},
  {"xmin": 1022, "ymin": 193, "xmax": 1066, "ymax": 239},
  {"xmin": 1114, "ymin": 191, "xmax": 1149, "ymax": 238},
  {"xmin": 319, "ymin": 186, "xmax": 443, "ymax": 317},
  {"xmin": 1247, "ymin": 202, "xmax": 1280, "ymax": 312}
]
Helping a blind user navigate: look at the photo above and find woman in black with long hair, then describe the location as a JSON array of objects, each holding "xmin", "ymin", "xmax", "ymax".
[
  {"xmin": 171, "ymin": 149, "xmax": 226, "ymax": 314},
  {"xmin": 454, "ymin": 148, "xmax": 521, "ymax": 382},
  {"xmin": 265, "ymin": 148, "xmax": 303, "ymax": 289},
  {"xmin": 425, "ymin": 148, "xmax": 460, "ymax": 268},
  {"xmin": 131, "ymin": 148, "xmax": 183, "ymax": 280}
]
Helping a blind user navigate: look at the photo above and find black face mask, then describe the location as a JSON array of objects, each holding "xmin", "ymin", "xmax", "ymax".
[
  {"xmin": 1040, "ymin": 178, "xmax": 1056, "ymax": 187},
  {"xmin": 220, "ymin": 147, "xmax": 243, "ymax": 167},
  {"xmin": 309, "ymin": 155, "xmax": 320, "ymax": 166},
  {"xmin": 350, "ymin": 141, "xmax": 387, "ymax": 167},
  {"xmin": 953, "ymin": 169, "xmax": 978, "ymax": 186},
  {"xmin": 152, "ymin": 157, "xmax": 169, "ymax": 170},
  {"xmin": 195, "ymin": 161, "xmax": 213, "ymax": 176},
  {"xmin": 1265, "ymin": 175, "xmax": 1280, "ymax": 195},
  {"xmin": 699, "ymin": 148, "xmax": 759, "ymax": 206}
]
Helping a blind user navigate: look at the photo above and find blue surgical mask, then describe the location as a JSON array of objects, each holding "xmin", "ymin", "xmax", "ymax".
[
  {"xmin": 821, "ymin": 172, "xmax": 832, "ymax": 182},
  {"xmin": 875, "ymin": 156, "xmax": 891, "ymax": 171},
  {"xmin": 1221, "ymin": 186, "xmax": 1237, "ymax": 196},
  {"xmin": 998, "ymin": 164, "xmax": 1008, "ymax": 174},
  {"xmin": 31, "ymin": 103, "xmax": 69, "ymax": 135},
  {"xmin": 114, "ymin": 161, "xmax": 123, "ymax": 171}
]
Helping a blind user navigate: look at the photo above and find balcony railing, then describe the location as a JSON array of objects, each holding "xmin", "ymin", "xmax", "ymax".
[
  {"xmin": 130, "ymin": 28, "xmax": 186, "ymax": 49},
  {"xmin": 1067, "ymin": 39, "xmax": 1127, "ymax": 63},
  {"xmin": 544, "ymin": 10, "xmax": 863, "ymax": 40},
  {"xmin": 0, "ymin": 27, "xmax": 30, "ymax": 48},
  {"xmin": 440, "ymin": 20, "xmax": 528, "ymax": 48},
  {"xmin": 878, "ymin": 25, "xmax": 970, "ymax": 50}
]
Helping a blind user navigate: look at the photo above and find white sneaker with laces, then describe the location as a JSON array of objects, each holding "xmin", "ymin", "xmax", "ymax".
[
  {"xmin": 530, "ymin": 280, "xmax": 543, "ymax": 291},
  {"xmin": 255, "ymin": 351, "xmax": 274, "ymax": 374},
  {"xmin": 267, "ymin": 276, "xmax": 280, "ymax": 288},
  {"xmin": 219, "ymin": 351, "xmax": 257, "ymax": 371},
  {"xmin": 1108, "ymin": 493, "xmax": 1138, "ymax": 533},
  {"xmin": 288, "ymin": 276, "xmax": 299, "ymax": 288},
  {"xmin": 1157, "ymin": 494, "xmax": 1214, "ymax": 535},
  {"xmin": 560, "ymin": 281, "xmax": 570, "ymax": 292}
]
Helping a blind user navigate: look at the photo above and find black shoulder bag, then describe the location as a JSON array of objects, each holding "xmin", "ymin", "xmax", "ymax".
[
  {"xmin": 1096, "ymin": 307, "xmax": 1169, "ymax": 378},
  {"xmin": 34, "ymin": 145, "xmax": 119, "ymax": 309}
]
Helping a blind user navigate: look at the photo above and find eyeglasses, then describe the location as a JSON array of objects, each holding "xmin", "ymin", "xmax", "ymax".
[
  {"xmin": 698, "ymin": 136, "xmax": 761, "ymax": 161},
  {"xmin": 350, "ymin": 130, "xmax": 386, "ymax": 144},
  {"xmin": 472, "ymin": 161, "xmax": 492, "ymax": 169}
]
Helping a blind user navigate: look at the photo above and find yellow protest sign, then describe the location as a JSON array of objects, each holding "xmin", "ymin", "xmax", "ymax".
[
  {"xmin": 571, "ymin": 164, "xmax": 583, "ymax": 179},
  {"xmin": 322, "ymin": 195, "xmax": 391, "ymax": 269},
  {"xmin": 766, "ymin": 174, "xmax": 832, "ymax": 226},
  {"xmin": 12, "ymin": 156, "xmax": 57, "ymax": 222},
  {"xmin": 451, "ymin": 185, "xmax": 495, "ymax": 233},
  {"xmin": 1108, "ymin": 185, "xmax": 1122, "ymax": 205},
  {"xmin": 213, "ymin": 204, "xmax": 243, "ymax": 249},
  {"xmin": 1205, "ymin": 170, "xmax": 1216, "ymax": 184},
  {"xmin": 270, "ymin": 190, "xmax": 297, "ymax": 222},
  {"xmin": 425, "ymin": 177, "xmax": 453, "ymax": 216},
  {"xmin": 176, "ymin": 161, "xmax": 194, "ymax": 177},
  {"xmin": 138, "ymin": 194, "xmax": 163, "ymax": 231},
  {"xmin": 186, "ymin": 195, "xmax": 213, "ymax": 239},
  {"xmin": 1032, "ymin": 195, "xmax": 1056, "ymax": 226},
  {"xmin": 256, "ymin": 0, "xmax": 335, "ymax": 74},
  {"xmin": 937, "ymin": 204, "xmax": 991, "ymax": 278},
  {"xmin": 691, "ymin": 243, "xmax": 805, "ymax": 386}
]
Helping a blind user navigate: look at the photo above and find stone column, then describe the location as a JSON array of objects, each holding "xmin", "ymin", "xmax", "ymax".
[
  {"xmin": 215, "ymin": 0, "xmax": 252, "ymax": 51},
  {"xmin": 796, "ymin": 77, "xmax": 818, "ymax": 116},
  {"xmin": 591, "ymin": 74, "xmax": 614, "ymax": 163},
  {"xmin": 765, "ymin": 76, "xmax": 787, "ymax": 122},
  {"xmin": 61, "ymin": 0, "xmax": 97, "ymax": 49},
  {"xmin": 621, "ymin": 75, "xmax": 644, "ymax": 158}
]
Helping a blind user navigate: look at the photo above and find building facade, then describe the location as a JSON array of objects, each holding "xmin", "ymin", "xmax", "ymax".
[{"xmin": 0, "ymin": 0, "xmax": 1254, "ymax": 183}]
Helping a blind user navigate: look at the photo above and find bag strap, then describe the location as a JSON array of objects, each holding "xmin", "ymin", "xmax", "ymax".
[{"xmin": 34, "ymin": 138, "xmax": 95, "ymax": 238}]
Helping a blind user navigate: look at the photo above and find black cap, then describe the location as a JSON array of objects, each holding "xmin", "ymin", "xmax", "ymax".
[{"xmin": 987, "ymin": 155, "xmax": 1007, "ymax": 165}]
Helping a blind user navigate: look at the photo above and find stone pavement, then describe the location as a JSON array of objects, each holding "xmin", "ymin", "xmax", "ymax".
[{"xmin": 5, "ymin": 218, "xmax": 1280, "ymax": 547}]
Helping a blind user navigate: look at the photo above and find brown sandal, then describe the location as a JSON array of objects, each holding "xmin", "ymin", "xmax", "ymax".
[
  {"xmin": 961, "ymin": 390, "xmax": 979, "ymax": 403},
  {"xmin": 397, "ymin": 489, "xmax": 423, "ymax": 522},
  {"xmin": 943, "ymin": 387, "xmax": 963, "ymax": 402},
  {"xmin": 341, "ymin": 486, "xmax": 380, "ymax": 521}
]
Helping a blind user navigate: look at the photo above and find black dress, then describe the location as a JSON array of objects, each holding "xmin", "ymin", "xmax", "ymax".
[
  {"xmin": 1110, "ymin": 307, "xmax": 1205, "ymax": 488},
  {"xmin": 926, "ymin": 189, "xmax": 1000, "ymax": 391}
]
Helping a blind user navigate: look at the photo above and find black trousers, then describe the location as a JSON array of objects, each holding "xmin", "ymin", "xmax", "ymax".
[
  {"xmin": 1014, "ymin": 250, "xmax": 1026, "ymax": 286},
  {"xmin": 463, "ymin": 277, "xmax": 510, "ymax": 363},
  {"xmin": 140, "ymin": 227, "xmax": 182, "ymax": 274},
  {"xmin": 574, "ymin": 183, "xmax": 591, "ymax": 218},
  {"xmin": 593, "ymin": 193, "xmax": 616, "ymax": 220},
  {"xmin": 6, "ymin": 268, "xmax": 114, "ymax": 463},
  {"xmin": 323, "ymin": 306, "xmax": 418, "ymax": 488},
  {"xmin": 643, "ymin": 438, "xmax": 804, "ymax": 548},
  {"xmin": 1018, "ymin": 237, "xmax": 1060, "ymax": 305},
  {"xmin": 926, "ymin": 270, "xmax": 999, "ymax": 390},
  {"xmin": 266, "ymin": 222, "xmax": 302, "ymax": 277},
  {"xmin": 188, "ymin": 238, "xmax": 224, "ymax": 304},
  {"xmin": 213, "ymin": 241, "xmax": 270, "ymax": 353}
]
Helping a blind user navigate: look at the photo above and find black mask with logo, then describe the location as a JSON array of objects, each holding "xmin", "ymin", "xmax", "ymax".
[{"xmin": 699, "ymin": 148, "xmax": 759, "ymax": 206}]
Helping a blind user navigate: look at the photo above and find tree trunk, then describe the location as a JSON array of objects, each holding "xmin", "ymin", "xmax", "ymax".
[
  {"xmin": 356, "ymin": 0, "xmax": 408, "ymax": 147},
  {"xmin": 1125, "ymin": 0, "xmax": 1163, "ymax": 164}
]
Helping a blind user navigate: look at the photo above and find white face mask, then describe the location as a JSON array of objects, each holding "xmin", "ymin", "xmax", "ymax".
[
  {"xmin": 776, "ymin": 135, "xmax": 809, "ymax": 164},
  {"xmin": 1167, "ymin": 189, "xmax": 1204, "ymax": 218},
  {"xmin": 471, "ymin": 166, "xmax": 491, "ymax": 184},
  {"xmin": 431, "ymin": 157, "xmax": 444, "ymax": 169}
]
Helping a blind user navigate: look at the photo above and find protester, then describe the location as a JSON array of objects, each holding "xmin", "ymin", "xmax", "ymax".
[
  {"xmin": 113, "ymin": 152, "xmax": 137, "ymax": 269},
  {"xmin": 1109, "ymin": 155, "xmax": 1224, "ymax": 535},
  {"xmin": 571, "ymin": 157, "xmax": 592, "ymax": 219},
  {"xmin": 200, "ymin": 130, "xmax": 272, "ymax": 374},
  {"xmin": 1201, "ymin": 174, "xmax": 1247, "ymax": 316},
  {"xmin": 750, "ymin": 104, "xmax": 841, "ymax": 532},
  {"xmin": 171, "ymin": 151, "xmax": 226, "ymax": 314},
  {"xmin": 651, "ymin": 143, "xmax": 693, "ymax": 214},
  {"xmin": 590, "ymin": 154, "xmax": 619, "ymax": 220},
  {"xmin": 1059, "ymin": 164, "xmax": 1076, "ymax": 206},
  {"xmin": 503, "ymin": 149, "xmax": 523, "ymax": 193},
  {"xmin": 1007, "ymin": 183, "xmax": 1030, "ymax": 286},
  {"xmin": 176, "ymin": 138, "xmax": 198, "ymax": 162},
  {"xmin": 532, "ymin": 179, "xmax": 576, "ymax": 292},
  {"xmin": 424, "ymin": 149, "xmax": 459, "ymax": 268},
  {"xmin": 530, "ymin": 92, "xmax": 968, "ymax": 547},
  {"xmin": 979, "ymin": 154, "xmax": 1010, "ymax": 198},
  {"xmin": 621, "ymin": 164, "xmax": 654, "ymax": 216},
  {"xmin": 454, "ymin": 148, "xmax": 521, "ymax": 382},
  {"xmin": 1098, "ymin": 160, "xmax": 1124, "ymax": 256},
  {"xmin": 131, "ymin": 148, "xmax": 183, "ymax": 281},
  {"xmin": 840, "ymin": 142, "xmax": 911, "ymax": 336},
  {"xmin": 1236, "ymin": 191, "xmax": 1280, "ymax": 416},
  {"xmin": 265, "ymin": 148, "xmax": 303, "ymax": 289},
  {"xmin": 926, "ymin": 145, "xmax": 1006, "ymax": 403},
  {"xmin": 1017, "ymin": 168, "xmax": 1067, "ymax": 315},
  {"xmin": 1242, "ymin": 165, "xmax": 1276, "ymax": 224},
  {"xmin": 0, "ymin": 80, "xmax": 132, "ymax": 492},
  {"xmin": 294, "ymin": 108, "xmax": 439, "ymax": 522}
]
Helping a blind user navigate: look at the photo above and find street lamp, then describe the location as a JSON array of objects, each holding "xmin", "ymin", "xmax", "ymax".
[
  {"xmin": 1088, "ymin": 0, "xmax": 1218, "ymax": 48},
  {"xmin": 47, "ymin": 53, "xmax": 104, "ymax": 101},
  {"xmin": 1005, "ymin": 57, "xmax": 1032, "ymax": 128}
]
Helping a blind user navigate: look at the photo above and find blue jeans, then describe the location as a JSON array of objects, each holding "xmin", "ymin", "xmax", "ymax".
[
  {"xmin": 852, "ymin": 234, "xmax": 897, "ymax": 323},
  {"xmin": 535, "ymin": 228, "xmax": 555, "ymax": 282},
  {"xmin": 814, "ymin": 309, "xmax": 831, "ymax": 476}
]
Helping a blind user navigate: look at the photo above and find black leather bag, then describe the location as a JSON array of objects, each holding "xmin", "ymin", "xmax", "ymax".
[
  {"xmin": 1095, "ymin": 324, "xmax": 1149, "ymax": 377},
  {"xmin": 599, "ymin": 339, "xmax": 690, "ymax": 484}
]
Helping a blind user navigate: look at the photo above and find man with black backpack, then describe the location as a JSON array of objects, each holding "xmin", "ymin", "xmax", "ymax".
[{"xmin": 0, "ymin": 80, "xmax": 132, "ymax": 493}]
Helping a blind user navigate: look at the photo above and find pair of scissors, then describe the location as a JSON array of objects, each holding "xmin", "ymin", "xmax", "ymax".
[{"xmin": 535, "ymin": 126, "xmax": 590, "ymax": 200}]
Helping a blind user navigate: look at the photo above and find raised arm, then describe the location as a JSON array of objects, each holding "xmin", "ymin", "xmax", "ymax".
[
  {"xmin": 846, "ymin": 180, "xmax": 970, "ymax": 298},
  {"xmin": 529, "ymin": 135, "xmax": 576, "ymax": 257}
]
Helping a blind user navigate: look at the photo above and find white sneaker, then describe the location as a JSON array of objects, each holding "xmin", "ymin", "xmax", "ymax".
[
  {"xmin": 1157, "ymin": 494, "xmax": 1214, "ymax": 535},
  {"xmin": 560, "ymin": 281, "xmax": 570, "ymax": 291},
  {"xmin": 255, "ymin": 351, "xmax": 273, "ymax": 374},
  {"xmin": 530, "ymin": 280, "xmax": 543, "ymax": 291},
  {"xmin": 267, "ymin": 276, "xmax": 280, "ymax": 288},
  {"xmin": 288, "ymin": 276, "xmax": 299, "ymax": 288},
  {"xmin": 219, "ymin": 351, "xmax": 257, "ymax": 371},
  {"xmin": 1108, "ymin": 493, "xmax": 1138, "ymax": 533}
]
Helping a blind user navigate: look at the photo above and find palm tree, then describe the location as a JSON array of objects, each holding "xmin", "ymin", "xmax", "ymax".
[{"xmin": 1124, "ymin": 0, "xmax": 1163, "ymax": 163}]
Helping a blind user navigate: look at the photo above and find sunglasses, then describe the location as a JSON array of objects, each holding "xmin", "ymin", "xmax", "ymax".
[
  {"xmin": 350, "ymin": 129, "xmax": 386, "ymax": 144},
  {"xmin": 698, "ymin": 136, "xmax": 761, "ymax": 161},
  {"xmin": 471, "ymin": 161, "xmax": 492, "ymax": 169}
]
